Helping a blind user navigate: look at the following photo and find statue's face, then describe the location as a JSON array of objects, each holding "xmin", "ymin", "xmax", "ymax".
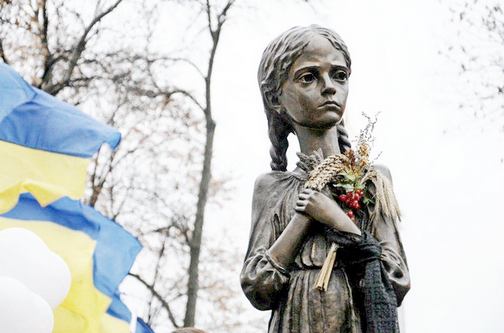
[{"xmin": 278, "ymin": 35, "xmax": 349, "ymax": 129}]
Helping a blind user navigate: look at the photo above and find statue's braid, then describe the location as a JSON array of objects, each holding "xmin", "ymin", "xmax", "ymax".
[
  {"xmin": 337, "ymin": 122, "xmax": 352, "ymax": 153},
  {"xmin": 268, "ymin": 112, "xmax": 293, "ymax": 171}
]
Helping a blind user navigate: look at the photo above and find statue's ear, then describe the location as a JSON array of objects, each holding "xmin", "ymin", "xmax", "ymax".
[{"xmin": 264, "ymin": 89, "xmax": 282, "ymax": 114}]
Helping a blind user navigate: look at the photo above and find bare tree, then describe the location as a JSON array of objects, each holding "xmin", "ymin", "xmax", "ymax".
[
  {"xmin": 0, "ymin": 0, "xmax": 126, "ymax": 97},
  {"xmin": 443, "ymin": 0, "xmax": 504, "ymax": 124},
  {"xmin": 183, "ymin": 0, "xmax": 236, "ymax": 327}
]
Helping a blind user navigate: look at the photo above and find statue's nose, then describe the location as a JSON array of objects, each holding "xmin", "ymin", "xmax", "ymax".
[{"xmin": 321, "ymin": 74, "xmax": 336, "ymax": 95}]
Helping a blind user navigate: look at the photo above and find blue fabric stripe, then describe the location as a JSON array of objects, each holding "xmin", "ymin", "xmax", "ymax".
[
  {"xmin": 136, "ymin": 318, "xmax": 156, "ymax": 333},
  {"xmin": 107, "ymin": 294, "xmax": 132, "ymax": 322},
  {"xmin": 93, "ymin": 214, "xmax": 142, "ymax": 297},
  {"xmin": 1, "ymin": 193, "xmax": 100, "ymax": 238},
  {"xmin": 0, "ymin": 63, "xmax": 35, "ymax": 121},
  {"xmin": 0, "ymin": 63, "xmax": 121, "ymax": 157},
  {"xmin": 107, "ymin": 295, "xmax": 156, "ymax": 333}
]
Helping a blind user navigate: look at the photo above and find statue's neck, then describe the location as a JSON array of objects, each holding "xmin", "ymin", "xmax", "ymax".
[{"xmin": 293, "ymin": 123, "xmax": 341, "ymax": 158}]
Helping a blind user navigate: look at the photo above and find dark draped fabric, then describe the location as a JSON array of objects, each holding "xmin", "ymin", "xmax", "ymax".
[{"xmin": 327, "ymin": 229, "xmax": 399, "ymax": 333}]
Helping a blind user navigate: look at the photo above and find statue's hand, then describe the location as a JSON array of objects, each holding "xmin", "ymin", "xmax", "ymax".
[
  {"xmin": 295, "ymin": 188, "xmax": 361, "ymax": 235},
  {"xmin": 295, "ymin": 188, "xmax": 342, "ymax": 226}
]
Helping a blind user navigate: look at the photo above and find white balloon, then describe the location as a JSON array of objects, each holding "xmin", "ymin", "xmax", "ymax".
[
  {"xmin": 0, "ymin": 276, "xmax": 53, "ymax": 333},
  {"xmin": 0, "ymin": 228, "xmax": 71, "ymax": 308}
]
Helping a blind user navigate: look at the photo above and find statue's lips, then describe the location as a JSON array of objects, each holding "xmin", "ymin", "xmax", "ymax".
[{"xmin": 318, "ymin": 101, "xmax": 341, "ymax": 110}]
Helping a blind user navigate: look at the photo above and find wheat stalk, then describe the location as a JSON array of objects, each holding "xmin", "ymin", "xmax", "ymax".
[
  {"xmin": 305, "ymin": 154, "xmax": 348, "ymax": 191},
  {"xmin": 361, "ymin": 169, "xmax": 401, "ymax": 222}
]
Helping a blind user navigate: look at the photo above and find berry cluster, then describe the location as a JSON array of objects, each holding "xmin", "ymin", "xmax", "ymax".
[{"xmin": 337, "ymin": 189, "xmax": 364, "ymax": 220}]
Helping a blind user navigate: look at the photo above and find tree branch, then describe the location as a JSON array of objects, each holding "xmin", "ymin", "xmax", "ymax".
[
  {"xmin": 147, "ymin": 234, "xmax": 167, "ymax": 324},
  {"xmin": 159, "ymin": 56, "xmax": 205, "ymax": 79},
  {"xmin": 38, "ymin": 0, "xmax": 54, "ymax": 87},
  {"xmin": 128, "ymin": 272, "xmax": 181, "ymax": 328},
  {"xmin": 205, "ymin": 0, "xmax": 214, "ymax": 39},
  {"xmin": 88, "ymin": 149, "xmax": 116, "ymax": 207},
  {"xmin": 44, "ymin": 0, "xmax": 124, "ymax": 94},
  {"xmin": 217, "ymin": 0, "xmax": 235, "ymax": 27},
  {"xmin": 128, "ymin": 86, "xmax": 205, "ymax": 112},
  {"xmin": 0, "ymin": 38, "xmax": 8, "ymax": 64}
]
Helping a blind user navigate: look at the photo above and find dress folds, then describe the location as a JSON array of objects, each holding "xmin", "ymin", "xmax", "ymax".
[{"xmin": 241, "ymin": 166, "xmax": 410, "ymax": 333}]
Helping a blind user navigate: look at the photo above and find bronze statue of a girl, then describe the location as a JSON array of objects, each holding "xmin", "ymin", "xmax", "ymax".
[{"xmin": 241, "ymin": 25, "xmax": 410, "ymax": 333}]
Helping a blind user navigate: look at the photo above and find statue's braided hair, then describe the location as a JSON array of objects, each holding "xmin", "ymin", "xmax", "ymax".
[
  {"xmin": 258, "ymin": 25, "xmax": 352, "ymax": 171},
  {"xmin": 337, "ymin": 120, "xmax": 352, "ymax": 153}
]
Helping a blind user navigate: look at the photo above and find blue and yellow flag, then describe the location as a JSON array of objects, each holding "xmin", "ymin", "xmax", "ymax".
[
  {"xmin": 0, "ymin": 62, "xmax": 120, "ymax": 213},
  {"xmin": 0, "ymin": 63, "xmax": 154, "ymax": 332},
  {"xmin": 0, "ymin": 194, "xmax": 151, "ymax": 333}
]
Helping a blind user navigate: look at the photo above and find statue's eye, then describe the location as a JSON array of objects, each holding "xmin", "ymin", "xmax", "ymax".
[
  {"xmin": 332, "ymin": 70, "xmax": 348, "ymax": 81},
  {"xmin": 298, "ymin": 72, "xmax": 316, "ymax": 84}
]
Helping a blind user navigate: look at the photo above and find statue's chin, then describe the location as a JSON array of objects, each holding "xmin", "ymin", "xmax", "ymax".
[{"xmin": 297, "ymin": 114, "xmax": 343, "ymax": 130}]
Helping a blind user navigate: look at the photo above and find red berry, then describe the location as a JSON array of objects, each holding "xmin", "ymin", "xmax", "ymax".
[
  {"xmin": 338, "ymin": 194, "xmax": 347, "ymax": 202},
  {"xmin": 356, "ymin": 189, "xmax": 363, "ymax": 196},
  {"xmin": 351, "ymin": 200, "xmax": 359, "ymax": 209},
  {"xmin": 346, "ymin": 210, "xmax": 354, "ymax": 218},
  {"xmin": 354, "ymin": 202, "xmax": 361, "ymax": 210}
]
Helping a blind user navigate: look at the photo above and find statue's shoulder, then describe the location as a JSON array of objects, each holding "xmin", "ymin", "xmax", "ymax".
[
  {"xmin": 253, "ymin": 170, "xmax": 300, "ymax": 196},
  {"xmin": 252, "ymin": 171, "xmax": 299, "ymax": 214},
  {"xmin": 254, "ymin": 171, "xmax": 290, "ymax": 190}
]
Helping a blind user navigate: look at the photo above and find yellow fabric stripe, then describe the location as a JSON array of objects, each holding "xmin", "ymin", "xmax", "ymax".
[
  {"xmin": 0, "ymin": 219, "xmax": 127, "ymax": 333},
  {"xmin": 101, "ymin": 312, "xmax": 131, "ymax": 333},
  {"xmin": 0, "ymin": 140, "xmax": 89, "ymax": 214}
]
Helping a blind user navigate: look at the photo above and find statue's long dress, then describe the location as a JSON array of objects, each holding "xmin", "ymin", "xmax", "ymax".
[{"xmin": 240, "ymin": 166, "xmax": 410, "ymax": 333}]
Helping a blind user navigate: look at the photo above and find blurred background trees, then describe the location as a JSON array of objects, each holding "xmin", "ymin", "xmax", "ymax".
[
  {"xmin": 443, "ymin": 0, "xmax": 504, "ymax": 129},
  {"xmin": 0, "ymin": 0, "xmax": 243, "ymax": 331}
]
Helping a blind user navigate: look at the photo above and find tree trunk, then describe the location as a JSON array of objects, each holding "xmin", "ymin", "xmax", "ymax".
[
  {"xmin": 182, "ymin": 0, "xmax": 233, "ymax": 326},
  {"xmin": 183, "ymin": 118, "xmax": 215, "ymax": 327}
]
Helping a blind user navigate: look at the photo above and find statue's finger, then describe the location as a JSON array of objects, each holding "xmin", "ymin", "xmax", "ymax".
[
  {"xmin": 296, "ymin": 200, "xmax": 307, "ymax": 207},
  {"xmin": 301, "ymin": 188, "xmax": 313, "ymax": 195},
  {"xmin": 298, "ymin": 193, "xmax": 309, "ymax": 200}
]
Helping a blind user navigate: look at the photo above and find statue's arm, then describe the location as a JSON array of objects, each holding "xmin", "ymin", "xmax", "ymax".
[
  {"xmin": 372, "ymin": 165, "xmax": 411, "ymax": 306},
  {"xmin": 240, "ymin": 173, "xmax": 309, "ymax": 310}
]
